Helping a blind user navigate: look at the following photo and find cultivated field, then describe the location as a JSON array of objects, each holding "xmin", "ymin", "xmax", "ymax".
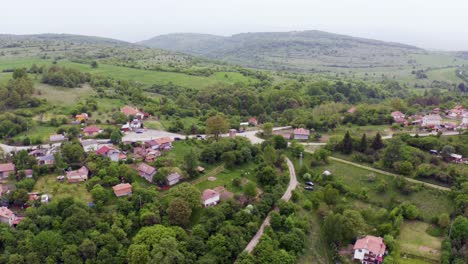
[{"xmin": 399, "ymin": 221, "xmax": 443, "ymax": 262}]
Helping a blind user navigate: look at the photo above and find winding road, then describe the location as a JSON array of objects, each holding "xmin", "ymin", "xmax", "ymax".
[{"xmin": 244, "ymin": 157, "xmax": 298, "ymax": 253}]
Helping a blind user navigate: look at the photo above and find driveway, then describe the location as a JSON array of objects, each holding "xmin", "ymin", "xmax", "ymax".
[{"xmin": 244, "ymin": 157, "xmax": 298, "ymax": 253}]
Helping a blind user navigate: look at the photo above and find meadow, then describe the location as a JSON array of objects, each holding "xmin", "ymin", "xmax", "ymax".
[
  {"xmin": 398, "ymin": 221, "xmax": 443, "ymax": 262},
  {"xmin": 308, "ymin": 160, "xmax": 453, "ymax": 220},
  {"xmin": 34, "ymin": 174, "xmax": 93, "ymax": 203}
]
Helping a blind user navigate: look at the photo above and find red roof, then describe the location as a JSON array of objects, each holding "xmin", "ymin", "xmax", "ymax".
[
  {"xmin": 0, "ymin": 163, "xmax": 15, "ymax": 173},
  {"xmin": 391, "ymin": 111, "xmax": 404, "ymax": 117},
  {"xmin": 96, "ymin": 145, "xmax": 114, "ymax": 155},
  {"xmin": 0, "ymin": 206, "xmax": 14, "ymax": 218},
  {"xmin": 202, "ymin": 189, "xmax": 219, "ymax": 201},
  {"xmin": 137, "ymin": 163, "xmax": 156, "ymax": 175},
  {"xmin": 353, "ymin": 236, "xmax": 386, "ymax": 255},
  {"xmin": 83, "ymin": 126, "xmax": 101, "ymax": 134},
  {"xmin": 249, "ymin": 117, "xmax": 257, "ymax": 123},
  {"xmin": 293, "ymin": 128, "xmax": 310, "ymax": 136},
  {"xmin": 347, "ymin": 107, "xmax": 357, "ymax": 113},
  {"xmin": 121, "ymin": 106, "xmax": 140, "ymax": 116},
  {"xmin": 112, "ymin": 183, "xmax": 132, "ymax": 196},
  {"xmin": 154, "ymin": 137, "xmax": 173, "ymax": 145}
]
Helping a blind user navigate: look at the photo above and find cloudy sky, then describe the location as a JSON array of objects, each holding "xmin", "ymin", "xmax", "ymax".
[{"xmin": 1, "ymin": 0, "xmax": 467, "ymax": 50}]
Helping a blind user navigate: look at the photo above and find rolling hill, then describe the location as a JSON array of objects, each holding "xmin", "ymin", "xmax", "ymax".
[{"xmin": 139, "ymin": 30, "xmax": 430, "ymax": 72}]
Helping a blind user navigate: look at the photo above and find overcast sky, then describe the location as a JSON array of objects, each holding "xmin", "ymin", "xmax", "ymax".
[{"xmin": 1, "ymin": 0, "xmax": 467, "ymax": 50}]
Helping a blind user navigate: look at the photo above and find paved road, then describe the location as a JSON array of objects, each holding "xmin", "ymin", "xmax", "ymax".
[
  {"xmin": 322, "ymin": 155, "xmax": 450, "ymax": 191},
  {"xmin": 244, "ymin": 157, "xmax": 298, "ymax": 253}
]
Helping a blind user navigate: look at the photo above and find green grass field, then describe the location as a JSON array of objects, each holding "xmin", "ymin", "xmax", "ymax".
[
  {"xmin": 399, "ymin": 221, "xmax": 443, "ymax": 262},
  {"xmin": 34, "ymin": 174, "xmax": 93, "ymax": 203},
  {"xmin": 308, "ymin": 160, "xmax": 453, "ymax": 220},
  {"xmin": 194, "ymin": 162, "xmax": 257, "ymax": 194},
  {"xmin": 0, "ymin": 57, "xmax": 255, "ymax": 89}
]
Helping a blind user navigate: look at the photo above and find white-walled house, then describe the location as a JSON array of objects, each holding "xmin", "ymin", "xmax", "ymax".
[
  {"xmin": 0, "ymin": 206, "xmax": 16, "ymax": 226},
  {"xmin": 202, "ymin": 189, "xmax": 220, "ymax": 207},
  {"xmin": 353, "ymin": 235, "xmax": 386, "ymax": 264},
  {"xmin": 422, "ymin": 114, "xmax": 442, "ymax": 127}
]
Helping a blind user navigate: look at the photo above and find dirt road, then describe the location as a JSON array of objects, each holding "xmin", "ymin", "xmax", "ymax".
[{"xmin": 244, "ymin": 157, "xmax": 298, "ymax": 253}]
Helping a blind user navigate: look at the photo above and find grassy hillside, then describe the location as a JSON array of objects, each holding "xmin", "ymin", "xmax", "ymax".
[
  {"xmin": 139, "ymin": 30, "xmax": 424, "ymax": 71},
  {"xmin": 140, "ymin": 31, "xmax": 468, "ymax": 90}
]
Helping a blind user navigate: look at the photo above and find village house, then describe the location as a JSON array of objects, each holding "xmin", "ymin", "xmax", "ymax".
[
  {"xmin": 28, "ymin": 149, "xmax": 47, "ymax": 157},
  {"xmin": 450, "ymin": 153, "xmax": 463, "ymax": 164},
  {"xmin": 167, "ymin": 172, "xmax": 182, "ymax": 186},
  {"xmin": 0, "ymin": 206, "xmax": 16, "ymax": 226},
  {"xmin": 293, "ymin": 128, "xmax": 310, "ymax": 140},
  {"xmin": 249, "ymin": 117, "xmax": 258, "ymax": 126},
  {"xmin": 461, "ymin": 114, "xmax": 468, "ymax": 127},
  {"xmin": 121, "ymin": 119, "xmax": 142, "ymax": 132},
  {"xmin": 24, "ymin": 169, "xmax": 33, "ymax": 178},
  {"xmin": 75, "ymin": 113, "xmax": 88, "ymax": 122},
  {"xmin": 145, "ymin": 137, "xmax": 173, "ymax": 151},
  {"xmin": 347, "ymin": 107, "xmax": 357, "ymax": 114},
  {"xmin": 112, "ymin": 183, "xmax": 133, "ymax": 197},
  {"xmin": 353, "ymin": 235, "xmax": 386, "ymax": 264},
  {"xmin": 145, "ymin": 150, "xmax": 161, "ymax": 163},
  {"xmin": 390, "ymin": 111, "xmax": 405, "ymax": 120},
  {"xmin": 229, "ymin": 129, "xmax": 237, "ymax": 138},
  {"xmin": 0, "ymin": 163, "xmax": 15, "ymax": 181},
  {"xmin": 137, "ymin": 163, "xmax": 156, "ymax": 182},
  {"xmin": 96, "ymin": 145, "xmax": 125, "ymax": 162},
  {"xmin": 81, "ymin": 139, "xmax": 99, "ymax": 152},
  {"xmin": 37, "ymin": 155, "xmax": 55, "ymax": 166},
  {"xmin": 66, "ymin": 166, "xmax": 89, "ymax": 183},
  {"xmin": 202, "ymin": 189, "xmax": 220, "ymax": 207},
  {"xmin": 49, "ymin": 134, "xmax": 67, "ymax": 143},
  {"xmin": 447, "ymin": 105, "xmax": 465, "ymax": 119},
  {"xmin": 121, "ymin": 106, "xmax": 145, "ymax": 120},
  {"xmin": 83, "ymin": 126, "xmax": 102, "ymax": 136},
  {"xmin": 422, "ymin": 114, "xmax": 442, "ymax": 127}
]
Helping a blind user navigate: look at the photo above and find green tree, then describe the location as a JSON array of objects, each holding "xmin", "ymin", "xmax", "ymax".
[
  {"xmin": 167, "ymin": 183, "xmax": 202, "ymax": 209},
  {"xmin": 359, "ymin": 133, "xmax": 368, "ymax": 152},
  {"xmin": 438, "ymin": 213, "xmax": 450, "ymax": 228},
  {"xmin": 167, "ymin": 198, "xmax": 192, "ymax": 228},
  {"xmin": 244, "ymin": 182, "xmax": 257, "ymax": 199},
  {"xmin": 262, "ymin": 122, "xmax": 273, "ymax": 137},
  {"xmin": 127, "ymin": 244, "xmax": 150, "ymax": 264},
  {"xmin": 110, "ymin": 130, "xmax": 122, "ymax": 144},
  {"xmin": 382, "ymin": 138, "xmax": 405, "ymax": 168},
  {"xmin": 341, "ymin": 131, "xmax": 353, "ymax": 154},
  {"xmin": 440, "ymin": 145, "xmax": 455, "ymax": 161},
  {"xmin": 206, "ymin": 114, "xmax": 229, "ymax": 139},
  {"xmin": 371, "ymin": 132, "xmax": 384, "ymax": 150},
  {"xmin": 183, "ymin": 148, "xmax": 199, "ymax": 178}
]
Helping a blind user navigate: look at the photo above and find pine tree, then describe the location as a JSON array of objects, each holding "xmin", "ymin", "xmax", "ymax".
[
  {"xmin": 359, "ymin": 133, "xmax": 368, "ymax": 152},
  {"xmin": 371, "ymin": 132, "xmax": 384, "ymax": 150},
  {"xmin": 341, "ymin": 131, "xmax": 353, "ymax": 154}
]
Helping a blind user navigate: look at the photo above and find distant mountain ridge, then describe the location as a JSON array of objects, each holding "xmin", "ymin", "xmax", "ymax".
[{"xmin": 138, "ymin": 30, "xmax": 425, "ymax": 71}]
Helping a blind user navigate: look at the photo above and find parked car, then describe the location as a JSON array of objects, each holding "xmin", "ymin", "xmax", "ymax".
[
  {"xmin": 305, "ymin": 181, "xmax": 314, "ymax": 186},
  {"xmin": 136, "ymin": 129, "xmax": 144, "ymax": 134},
  {"xmin": 304, "ymin": 186, "xmax": 314, "ymax": 191},
  {"xmin": 174, "ymin": 137, "xmax": 182, "ymax": 141},
  {"xmin": 56, "ymin": 175, "xmax": 65, "ymax": 181}
]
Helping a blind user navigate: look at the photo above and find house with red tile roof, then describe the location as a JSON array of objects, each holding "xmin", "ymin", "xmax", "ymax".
[
  {"xmin": 112, "ymin": 183, "xmax": 133, "ymax": 197},
  {"xmin": 66, "ymin": 166, "xmax": 89, "ymax": 183},
  {"xmin": 145, "ymin": 137, "xmax": 173, "ymax": 151},
  {"xmin": 249, "ymin": 117, "xmax": 258, "ymax": 126},
  {"xmin": 293, "ymin": 128, "xmax": 310, "ymax": 140},
  {"xmin": 121, "ymin": 106, "xmax": 145, "ymax": 120},
  {"xmin": 96, "ymin": 145, "xmax": 123, "ymax": 162},
  {"xmin": 202, "ymin": 189, "xmax": 220, "ymax": 207},
  {"xmin": 391, "ymin": 111, "xmax": 405, "ymax": 120},
  {"xmin": 83, "ymin": 126, "xmax": 102, "ymax": 136},
  {"xmin": 0, "ymin": 163, "xmax": 15, "ymax": 181},
  {"xmin": 0, "ymin": 206, "xmax": 16, "ymax": 226},
  {"xmin": 137, "ymin": 163, "xmax": 156, "ymax": 183},
  {"xmin": 347, "ymin": 107, "xmax": 357, "ymax": 114},
  {"xmin": 75, "ymin": 113, "xmax": 88, "ymax": 122},
  {"xmin": 353, "ymin": 235, "xmax": 386, "ymax": 264}
]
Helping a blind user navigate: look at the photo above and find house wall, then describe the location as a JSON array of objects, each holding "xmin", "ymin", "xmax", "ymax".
[
  {"xmin": 294, "ymin": 134, "xmax": 309, "ymax": 140},
  {"xmin": 204, "ymin": 195, "xmax": 220, "ymax": 206},
  {"xmin": 353, "ymin": 249, "xmax": 368, "ymax": 261}
]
